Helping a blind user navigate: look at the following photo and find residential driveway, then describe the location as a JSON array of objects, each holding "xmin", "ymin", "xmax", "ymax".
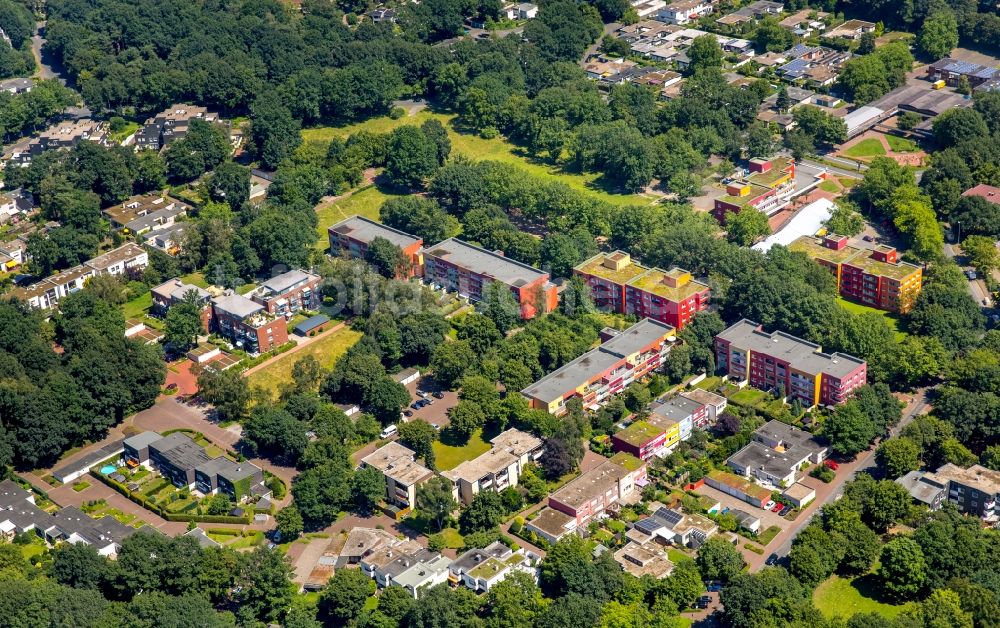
[{"xmin": 401, "ymin": 375, "xmax": 458, "ymax": 431}]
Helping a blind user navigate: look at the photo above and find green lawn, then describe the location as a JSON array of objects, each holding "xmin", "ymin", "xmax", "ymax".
[
  {"xmin": 843, "ymin": 138, "xmax": 887, "ymax": 159},
  {"xmin": 247, "ymin": 326, "xmax": 361, "ymax": 398},
  {"xmin": 757, "ymin": 525, "xmax": 781, "ymax": 546},
  {"xmin": 814, "ymin": 574, "xmax": 914, "ymax": 620},
  {"xmin": 729, "ymin": 388, "xmax": 768, "ymax": 407},
  {"xmin": 110, "ymin": 121, "xmax": 141, "ymax": 143},
  {"xmin": 819, "ymin": 180, "xmax": 841, "ymax": 193},
  {"xmin": 179, "ymin": 271, "xmax": 211, "ymax": 288},
  {"xmin": 432, "ymin": 427, "xmax": 492, "ymax": 471},
  {"xmin": 667, "ymin": 548, "xmax": 691, "ymax": 564},
  {"xmin": 430, "ymin": 527, "xmax": 465, "ymax": 549},
  {"xmin": 695, "ymin": 375, "xmax": 723, "ymax": 391},
  {"xmin": 19, "ymin": 537, "xmax": 48, "ymax": 560},
  {"xmin": 122, "ymin": 292, "xmax": 153, "ymax": 319},
  {"xmin": 885, "ymin": 135, "xmax": 918, "ymax": 153},
  {"xmin": 315, "ymin": 186, "xmax": 395, "ymax": 250},
  {"xmin": 835, "ymin": 297, "xmax": 905, "ymax": 340},
  {"xmin": 302, "ymin": 111, "xmax": 651, "ymax": 209}
]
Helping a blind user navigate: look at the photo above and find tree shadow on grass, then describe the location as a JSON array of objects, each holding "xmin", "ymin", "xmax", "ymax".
[{"xmin": 851, "ymin": 573, "xmax": 901, "ymax": 605}]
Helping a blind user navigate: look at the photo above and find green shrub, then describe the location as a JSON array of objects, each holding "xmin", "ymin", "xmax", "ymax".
[{"xmin": 389, "ymin": 107, "xmax": 406, "ymax": 119}]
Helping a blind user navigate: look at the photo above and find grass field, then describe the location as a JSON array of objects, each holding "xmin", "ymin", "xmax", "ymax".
[
  {"xmin": 247, "ymin": 326, "xmax": 362, "ymax": 397},
  {"xmin": 814, "ymin": 575, "xmax": 914, "ymax": 620},
  {"xmin": 302, "ymin": 110, "xmax": 651, "ymax": 208},
  {"xmin": 314, "ymin": 186, "xmax": 395, "ymax": 250},
  {"xmin": 843, "ymin": 138, "xmax": 887, "ymax": 159},
  {"xmin": 122, "ymin": 292, "xmax": 153, "ymax": 319},
  {"xmin": 835, "ymin": 297, "xmax": 905, "ymax": 340},
  {"xmin": 729, "ymin": 388, "xmax": 769, "ymax": 407},
  {"xmin": 885, "ymin": 135, "xmax": 919, "ymax": 153},
  {"xmin": 819, "ymin": 180, "xmax": 840, "ymax": 193},
  {"xmin": 432, "ymin": 427, "xmax": 492, "ymax": 471}
]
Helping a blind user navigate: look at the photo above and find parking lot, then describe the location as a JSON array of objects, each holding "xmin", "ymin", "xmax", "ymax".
[
  {"xmin": 401, "ymin": 375, "xmax": 458, "ymax": 431},
  {"xmin": 695, "ymin": 483, "xmax": 790, "ymax": 532}
]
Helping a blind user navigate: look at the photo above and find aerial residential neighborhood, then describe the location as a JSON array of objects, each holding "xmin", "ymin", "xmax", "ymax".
[{"xmin": 0, "ymin": 0, "xmax": 998, "ymax": 625}]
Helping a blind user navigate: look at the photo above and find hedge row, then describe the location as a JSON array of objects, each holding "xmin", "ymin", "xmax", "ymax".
[{"xmin": 90, "ymin": 470, "xmax": 252, "ymax": 525}]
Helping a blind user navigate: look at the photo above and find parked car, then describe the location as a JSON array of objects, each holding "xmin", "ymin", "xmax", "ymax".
[
  {"xmin": 765, "ymin": 554, "xmax": 779, "ymax": 566},
  {"xmin": 403, "ymin": 410, "xmax": 413, "ymax": 418},
  {"xmin": 966, "ymin": 269, "xmax": 978, "ymax": 280},
  {"xmin": 410, "ymin": 401, "xmax": 422, "ymax": 410},
  {"xmin": 763, "ymin": 500, "xmax": 776, "ymax": 510},
  {"xmin": 824, "ymin": 459, "xmax": 839, "ymax": 470},
  {"xmin": 707, "ymin": 582, "xmax": 722, "ymax": 592},
  {"xmin": 863, "ymin": 235, "xmax": 874, "ymax": 242},
  {"xmin": 432, "ymin": 391, "xmax": 445, "ymax": 399},
  {"xmin": 380, "ymin": 424, "xmax": 398, "ymax": 439},
  {"xmin": 424, "ymin": 398, "xmax": 435, "ymax": 406},
  {"xmin": 771, "ymin": 502, "xmax": 783, "ymax": 513},
  {"xmin": 779, "ymin": 506, "xmax": 792, "ymax": 516}
]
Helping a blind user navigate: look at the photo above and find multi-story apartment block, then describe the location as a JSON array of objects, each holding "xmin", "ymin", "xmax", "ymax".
[
  {"xmin": 211, "ymin": 294, "xmax": 288, "ymax": 355},
  {"xmin": 9, "ymin": 243, "xmax": 148, "ymax": 310},
  {"xmin": 150, "ymin": 278, "xmax": 212, "ymax": 328},
  {"xmin": 921, "ymin": 464, "xmax": 1000, "ymax": 521},
  {"xmin": 715, "ymin": 319, "xmax": 867, "ymax": 407},
  {"xmin": 548, "ymin": 452, "xmax": 646, "ymax": 527},
  {"xmin": 328, "ymin": 215, "xmax": 423, "ymax": 278},
  {"xmin": 423, "ymin": 238, "xmax": 557, "ymax": 319},
  {"xmin": 103, "ymin": 194, "xmax": 191, "ymax": 235},
  {"xmin": 612, "ymin": 421, "xmax": 670, "ymax": 461},
  {"xmin": 713, "ymin": 157, "xmax": 797, "ymax": 222},
  {"xmin": 521, "ymin": 318, "xmax": 676, "ymax": 415},
  {"xmin": 443, "ymin": 429, "xmax": 544, "ymax": 505},
  {"xmin": 360, "ymin": 442, "xmax": 434, "ymax": 513},
  {"xmin": 573, "ymin": 252, "xmax": 710, "ymax": 330},
  {"xmin": 679, "ymin": 388, "xmax": 727, "ymax": 426},
  {"xmin": 789, "ymin": 234, "xmax": 923, "ymax": 313},
  {"xmin": 134, "ymin": 104, "xmax": 221, "ymax": 151},
  {"xmin": 248, "ymin": 269, "xmax": 322, "ymax": 316}
]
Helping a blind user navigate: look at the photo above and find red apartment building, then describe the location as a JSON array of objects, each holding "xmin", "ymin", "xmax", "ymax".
[
  {"xmin": 573, "ymin": 252, "xmax": 709, "ymax": 330},
  {"xmin": 789, "ymin": 235, "xmax": 923, "ymax": 313},
  {"xmin": 548, "ymin": 452, "xmax": 647, "ymax": 526},
  {"xmin": 211, "ymin": 294, "xmax": 288, "ymax": 355},
  {"xmin": 712, "ymin": 157, "xmax": 796, "ymax": 222},
  {"xmin": 611, "ymin": 421, "xmax": 668, "ymax": 461},
  {"xmin": 715, "ymin": 319, "xmax": 866, "ymax": 408},
  {"xmin": 328, "ymin": 215, "xmax": 424, "ymax": 279},
  {"xmin": 423, "ymin": 238, "xmax": 557, "ymax": 319},
  {"xmin": 150, "ymin": 278, "xmax": 212, "ymax": 330},
  {"xmin": 248, "ymin": 269, "xmax": 322, "ymax": 316},
  {"xmin": 521, "ymin": 318, "xmax": 676, "ymax": 415}
]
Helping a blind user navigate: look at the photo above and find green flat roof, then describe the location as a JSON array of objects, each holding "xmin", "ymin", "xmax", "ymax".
[
  {"xmin": 628, "ymin": 268, "xmax": 708, "ymax": 303},
  {"xmin": 789, "ymin": 236, "xmax": 921, "ymax": 281},
  {"xmin": 788, "ymin": 236, "xmax": 860, "ymax": 264},
  {"xmin": 708, "ymin": 469, "xmax": 771, "ymax": 500},
  {"xmin": 717, "ymin": 183, "xmax": 772, "ymax": 208},
  {"xmin": 575, "ymin": 253, "xmax": 646, "ymax": 284},
  {"xmin": 748, "ymin": 158, "xmax": 794, "ymax": 186},
  {"xmin": 610, "ymin": 451, "xmax": 645, "ymax": 472},
  {"xmin": 846, "ymin": 254, "xmax": 921, "ymax": 281},
  {"xmin": 614, "ymin": 421, "xmax": 664, "ymax": 447}
]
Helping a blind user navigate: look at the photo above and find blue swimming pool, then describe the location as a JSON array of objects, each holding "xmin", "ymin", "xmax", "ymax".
[{"xmin": 100, "ymin": 465, "xmax": 116, "ymax": 475}]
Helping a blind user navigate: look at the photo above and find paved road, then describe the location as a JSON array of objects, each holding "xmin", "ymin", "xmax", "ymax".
[
  {"xmin": 31, "ymin": 22, "xmax": 62, "ymax": 83},
  {"xmin": 800, "ymin": 157, "xmax": 865, "ymax": 179},
  {"xmin": 943, "ymin": 242, "xmax": 993, "ymax": 307},
  {"xmin": 762, "ymin": 389, "xmax": 930, "ymax": 566},
  {"xmin": 579, "ymin": 22, "xmax": 622, "ymax": 66}
]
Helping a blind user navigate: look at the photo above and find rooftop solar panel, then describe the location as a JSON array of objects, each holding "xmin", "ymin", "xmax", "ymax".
[
  {"xmin": 635, "ymin": 518, "xmax": 665, "ymax": 535},
  {"xmin": 653, "ymin": 507, "xmax": 684, "ymax": 526}
]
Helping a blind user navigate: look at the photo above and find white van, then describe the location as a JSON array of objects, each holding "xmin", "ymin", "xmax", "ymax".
[{"xmin": 380, "ymin": 424, "xmax": 398, "ymax": 439}]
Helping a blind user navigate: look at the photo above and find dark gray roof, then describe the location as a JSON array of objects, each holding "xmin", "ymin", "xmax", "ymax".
[
  {"xmin": 124, "ymin": 430, "xmax": 162, "ymax": 451},
  {"xmin": 218, "ymin": 461, "xmax": 261, "ymax": 484},
  {"xmin": 195, "ymin": 457, "xmax": 235, "ymax": 477},
  {"xmin": 717, "ymin": 319, "xmax": 865, "ymax": 379},
  {"xmin": 294, "ymin": 314, "xmax": 330, "ymax": 334},
  {"xmin": 150, "ymin": 433, "xmax": 213, "ymax": 471},
  {"xmin": 257, "ymin": 269, "xmax": 318, "ymax": 295},
  {"xmin": 52, "ymin": 506, "xmax": 137, "ymax": 547},
  {"xmin": 650, "ymin": 395, "xmax": 702, "ymax": 422},
  {"xmin": 52, "ymin": 438, "xmax": 125, "ymax": 481},
  {"xmin": 425, "ymin": 238, "xmax": 548, "ymax": 287},
  {"xmin": 728, "ymin": 441, "xmax": 800, "ymax": 477},
  {"xmin": 522, "ymin": 318, "xmax": 674, "ymax": 404}
]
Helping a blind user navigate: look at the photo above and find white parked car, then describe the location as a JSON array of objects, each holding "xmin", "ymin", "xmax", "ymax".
[
  {"xmin": 763, "ymin": 500, "xmax": 776, "ymax": 510},
  {"xmin": 380, "ymin": 424, "xmax": 398, "ymax": 439}
]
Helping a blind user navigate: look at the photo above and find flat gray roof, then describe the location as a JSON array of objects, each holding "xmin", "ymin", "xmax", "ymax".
[
  {"xmin": 330, "ymin": 215, "xmax": 422, "ymax": 248},
  {"xmin": 522, "ymin": 319, "xmax": 674, "ymax": 404},
  {"xmin": 650, "ymin": 395, "xmax": 702, "ymax": 422},
  {"xmin": 212, "ymin": 294, "xmax": 263, "ymax": 319},
  {"xmin": 717, "ymin": 319, "xmax": 864, "ymax": 379},
  {"xmin": 728, "ymin": 441, "xmax": 800, "ymax": 478},
  {"xmin": 424, "ymin": 238, "xmax": 548, "ymax": 287},
  {"xmin": 257, "ymin": 269, "xmax": 318, "ymax": 295},
  {"xmin": 124, "ymin": 431, "xmax": 162, "ymax": 451}
]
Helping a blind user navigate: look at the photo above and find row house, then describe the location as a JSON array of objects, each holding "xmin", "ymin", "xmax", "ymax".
[
  {"xmin": 362, "ymin": 544, "xmax": 453, "ymax": 598},
  {"xmin": 143, "ymin": 222, "xmax": 189, "ymax": 257},
  {"xmin": 547, "ymin": 452, "xmax": 646, "ymax": 528},
  {"xmin": 443, "ymin": 429, "xmax": 544, "ymax": 505},
  {"xmin": 574, "ymin": 251, "xmax": 710, "ymax": 330},
  {"xmin": 713, "ymin": 157, "xmax": 797, "ymax": 222},
  {"xmin": 0, "ymin": 479, "xmax": 145, "ymax": 556},
  {"xmin": 359, "ymin": 442, "xmax": 434, "ymax": 515},
  {"xmin": 423, "ymin": 237, "xmax": 557, "ymax": 319},
  {"xmin": 789, "ymin": 234, "xmax": 923, "ymax": 313},
  {"xmin": 776, "ymin": 44, "xmax": 852, "ymax": 88},
  {"xmin": 150, "ymin": 278, "xmax": 212, "ymax": 329},
  {"xmin": 611, "ymin": 389, "xmax": 726, "ymax": 461},
  {"xmin": 909, "ymin": 464, "xmax": 1000, "ymax": 522},
  {"xmin": 632, "ymin": 507, "xmax": 718, "ymax": 549},
  {"xmin": 9, "ymin": 243, "xmax": 148, "ymax": 310},
  {"xmin": 124, "ymin": 431, "xmax": 266, "ymax": 502},
  {"xmin": 328, "ymin": 215, "xmax": 424, "ymax": 279},
  {"xmin": 715, "ymin": 319, "xmax": 866, "ymax": 407},
  {"xmin": 211, "ymin": 294, "xmax": 288, "ymax": 355},
  {"xmin": 248, "ymin": 268, "xmax": 322, "ymax": 316},
  {"xmin": 7, "ymin": 119, "xmax": 109, "ymax": 167},
  {"xmin": 102, "ymin": 194, "xmax": 191, "ymax": 236},
  {"xmin": 521, "ymin": 318, "xmax": 676, "ymax": 415},
  {"xmin": 449, "ymin": 541, "xmax": 539, "ymax": 593}
]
